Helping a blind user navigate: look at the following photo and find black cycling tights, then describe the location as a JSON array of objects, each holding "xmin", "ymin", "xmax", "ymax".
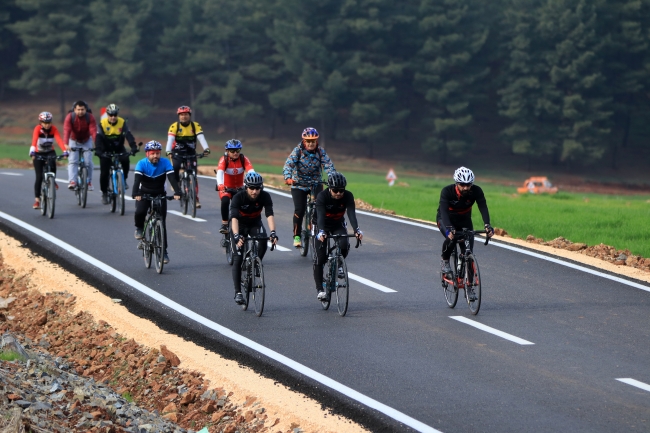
[
  {"xmin": 231, "ymin": 222, "xmax": 267, "ymax": 294},
  {"xmin": 33, "ymin": 151, "xmax": 57, "ymax": 198},
  {"xmin": 437, "ymin": 220, "xmax": 474, "ymax": 261},
  {"xmin": 291, "ymin": 185, "xmax": 322, "ymax": 236},
  {"xmin": 312, "ymin": 225, "xmax": 349, "ymax": 291}
]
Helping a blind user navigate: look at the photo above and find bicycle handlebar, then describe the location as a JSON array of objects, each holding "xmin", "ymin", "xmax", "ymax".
[
  {"xmin": 33, "ymin": 154, "xmax": 65, "ymax": 161},
  {"xmin": 451, "ymin": 228, "xmax": 490, "ymax": 246},
  {"xmin": 323, "ymin": 233, "xmax": 362, "ymax": 248},
  {"xmin": 240, "ymin": 235, "xmax": 276, "ymax": 251},
  {"xmin": 171, "ymin": 153, "xmax": 206, "ymax": 160},
  {"xmin": 139, "ymin": 194, "xmax": 175, "ymax": 201}
]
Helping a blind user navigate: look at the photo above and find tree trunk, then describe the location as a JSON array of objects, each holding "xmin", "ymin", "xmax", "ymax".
[
  {"xmin": 0, "ymin": 80, "xmax": 4, "ymax": 101},
  {"xmin": 269, "ymin": 111, "xmax": 276, "ymax": 139},
  {"xmin": 59, "ymin": 85, "xmax": 66, "ymax": 120},
  {"xmin": 320, "ymin": 117, "xmax": 325, "ymax": 148},
  {"xmin": 331, "ymin": 115, "xmax": 338, "ymax": 141},
  {"xmin": 189, "ymin": 78, "xmax": 196, "ymax": 120}
]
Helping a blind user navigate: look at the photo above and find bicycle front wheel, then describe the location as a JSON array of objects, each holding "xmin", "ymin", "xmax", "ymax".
[
  {"xmin": 442, "ymin": 251, "xmax": 458, "ymax": 308},
  {"xmin": 143, "ymin": 221, "xmax": 152, "ymax": 269},
  {"xmin": 109, "ymin": 174, "xmax": 116, "ymax": 213},
  {"xmin": 240, "ymin": 260, "xmax": 251, "ymax": 311},
  {"xmin": 80, "ymin": 167, "xmax": 88, "ymax": 208},
  {"xmin": 321, "ymin": 259, "xmax": 333, "ymax": 310},
  {"xmin": 181, "ymin": 177, "xmax": 189, "ymax": 215},
  {"xmin": 40, "ymin": 180, "xmax": 47, "ymax": 216},
  {"xmin": 300, "ymin": 204, "xmax": 310, "ymax": 257},
  {"xmin": 465, "ymin": 253, "xmax": 482, "ymax": 315},
  {"xmin": 116, "ymin": 171, "xmax": 125, "ymax": 215},
  {"xmin": 46, "ymin": 176, "xmax": 56, "ymax": 219},
  {"xmin": 335, "ymin": 257, "xmax": 349, "ymax": 316},
  {"xmin": 252, "ymin": 257, "xmax": 265, "ymax": 317},
  {"xmin": 154, "ymin": 218, "xmax": 165, "ymax": 274},
  {"xmin": 223, "ymin": 234, "xmax": 233, "ymax": 265},
  {"xmin": 188, "ymin": 175, "xmax": 196, "ymax": 218}
]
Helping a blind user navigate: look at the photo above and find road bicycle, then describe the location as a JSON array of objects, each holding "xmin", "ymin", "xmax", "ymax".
[
  {"xmin": 70, "ymin": 146, "xmax": 94, "ymax": 208},
  {"xmin": 138, "ymin": 194, "xmax": 174, "ymax": 274},
  {"xmin": 440, "ymin": 228, "xmax": 490, "ymax": 315},
  {"xmin": 173, "ymin": 152, "xmax": 206, "ymax": 218},
  {"xmin": 319, "ymin": 233, "xmax": 361, "ymax": 316},
  {"xmin": 239, "ymin": 234, "xmax": 275, "ymax": 317},
  {"xmin": 34, "ymin": 154, "xmax": 65, "ymax": 219},
  {"xmin": 296, "ymin": 180, "xmax": 326, "ymax": 258},
  {"xmin": 102, "ymin": 151, "xmax": 134, "ymax": 216},
  {"xmin": 218, "ymin": 186, "xmax": 244, "ymax": 266}
]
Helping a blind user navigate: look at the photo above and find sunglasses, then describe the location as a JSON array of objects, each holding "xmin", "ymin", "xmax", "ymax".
[
  {"xmin": 108, "ymin": 114, "xmax": 118, "ymax": 118},
  {"xmin": 247, "ymin": 186, "xmax": 261, "ymax": 191},
  {"xmin": 330, "ymin": 188, "xmax": 345, "ymax": 194},
  {"xmin": 457, "ymin": 182, "xmax": 472, "ymax": 187},
  {"xmin": 228, "ymin": 149, "xmax": 241, "ymax": 153}
]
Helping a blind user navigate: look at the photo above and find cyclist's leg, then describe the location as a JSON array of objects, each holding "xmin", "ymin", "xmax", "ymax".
[
  {"xmin": 189, "ymin": 149, "xmax": 199, "ymax": 202},
  {"xmin": 99, "ymin": 156, "xmax": 111, "ymax": 194},
  {"xmin": 172, "ymin": 154, "xmax": 183, "ymax": 184},
  {"xmin": 67, "ymin": 141, "xmax": 78, "ymax": 182},
  {"xmin": 313, "ymin": 234, "xmax": 328, "ymax": 293},
  {"xmin": 231, "ymin": 224, "xmax": 251, "ymax": 294},
  {"xmin": 291, "ymin": 188, "xmax": 308, "ymax": 237},
  {"xmin": 331, "ymin": 225, "xmax": 350, "ymax": 258},
  {"xmin": 160, "ymin": 198, "xmax": 169, "ymax": 252},
  {"xmin": 33, "ymin": 156, "xmax": 45, "ymax": 199},
  {"xmin": 118, "ymin": 147, "xmax": 130, "ymax": 180},
  {"xmin": 437, "ymin": 220, "xmax": 454, "ymax": 261},
  {"xmin": 220, "ymin": 192, "xmax": 231, "ymax": 223}
]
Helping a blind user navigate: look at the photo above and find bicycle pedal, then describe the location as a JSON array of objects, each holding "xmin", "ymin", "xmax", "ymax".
[{"xmin": 137, "ymin": 242, "xmax": 144, "ymax": 250}]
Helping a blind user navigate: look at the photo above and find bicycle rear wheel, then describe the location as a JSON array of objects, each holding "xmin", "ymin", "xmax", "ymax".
[
  {"xmin": 188, "ymin": 175, "xmax": 197, "ymax": 218},
  {"xmin": 109, "ymin": 174, "xmax": 116, "ymax": 213},
  {"xmin": 154, "ymin": 218, "xmax": 165, "ymax": 274},
  {"xmin": 321, "ymin": 259, "xmax": 333, "ymax": 310},
  {"xmin": 252, "ymin": 257, "xmax": 265, "ymax": 317},
  {"xmin": 40, "ymin": 179, "xmax": 47, "ymax": 216},
  {"xmin": 116, "ymin": 171, "xmax": 125, "ymax": 215},
  {"xmin": 442, "ymin": 251, "xmax": 458, "ymax": 308},
  {"xmin": 80, "ymin": 167, "xmax": 88, "ymax": 208},
  {"xmin": 465, "ymin": 253, "xmax": 481, "ymax": 315},
  {"xmin": 335, "ymin": 257, "xmax": 349, "ymax": 316},
  {"xmin": 241, "ymin": 259, "xmax": 251, "ymax": 311},
  {"xmin": 46, "ymin": 176, "xmax": 56, "ymax": 219},
  {"xmin": 143, "ymin": 221, "xmax": 152, "ymax": 268}
]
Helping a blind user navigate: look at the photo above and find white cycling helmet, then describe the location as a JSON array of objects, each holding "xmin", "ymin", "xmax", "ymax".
[{"xmin": 453, "ymin": 167, "xmax": 475, "ymax": 184}]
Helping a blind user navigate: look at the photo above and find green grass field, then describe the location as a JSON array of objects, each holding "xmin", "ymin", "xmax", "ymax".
[
  {"xmin": 3, "ymin": 145, "xmax": 650, "ymax": 257},
  {"xmin": 255, "ymin": 162, "xmax": 650, "ymax": 258}
]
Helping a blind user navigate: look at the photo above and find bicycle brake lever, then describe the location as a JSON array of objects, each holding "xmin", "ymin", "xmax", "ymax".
[{"xmin": 355, "ymin": 238, "xmax": 361, "ymax": 248}]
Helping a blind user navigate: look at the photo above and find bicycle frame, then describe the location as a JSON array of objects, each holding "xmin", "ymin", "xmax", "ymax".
[{"xmin": 441, "ymin": 229, "xmax": 489, "ymax": 288}]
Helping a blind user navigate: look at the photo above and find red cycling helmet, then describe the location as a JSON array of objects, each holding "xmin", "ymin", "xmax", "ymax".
[{"xmin": 177, "ymin": 106, "xmax": 192, "ymax": 115}]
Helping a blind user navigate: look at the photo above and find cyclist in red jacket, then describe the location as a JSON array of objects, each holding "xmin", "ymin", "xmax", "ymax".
[
  {"xmin": 63, "ymin": 100, "xmax": 97, "ymax": 190},
  {"xmin": 30, "ymin": 112, "xmax": 68, "ymax": 209},
  {"xmin": 215, "ymin": 139, "xmax": 254, "ymax": 234}
]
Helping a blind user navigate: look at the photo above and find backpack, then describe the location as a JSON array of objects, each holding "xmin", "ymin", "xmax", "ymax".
[
  {"xmin": 224, "ymin": 153, "xmax": 245, "ymax": 170},
  {"xmin": 69, "ymin": 101, "xmax": 93, "ymax": 123},
  {"xmin": 175, "ymin": 121, "xmax": 197, "ymax": 138},
  {"xmin": 296, "ymin": 145, "xmax": 321, "ymax": 167}
]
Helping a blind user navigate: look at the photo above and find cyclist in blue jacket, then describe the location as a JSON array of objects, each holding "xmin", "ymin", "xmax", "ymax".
[
  {"xmin": 132, "ymin": 141, "xmax": 181, "ymax": 264},
  {"xmin": 283, "ymin": 127, "xmax": 335, "ymax": 248}
]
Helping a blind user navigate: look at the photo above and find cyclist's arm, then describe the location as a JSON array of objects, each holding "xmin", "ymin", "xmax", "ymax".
[
  {"xmin": 89, "ymin": 114, "xmax": 97, "ymax": 143},
  {"xmin": 63, "ymin": 113, "xmax": 72, "ymax": 144},
  {"xmin": 438, "ymin": 187, "xmax": 454, "ymax": 229},
  {"xmin": 30, "ymin": 126, "xmax": 39, "ymax": 156},
  {"xmin": 263, "ymin": 192, "xmax": 274, "ymax": 218},
  {"xmin": 320, "ymin": 148, "xmax": 335, "ymax": 175},
  {"xmin": 216, "ymin": 156, "xmax": 226, "ymax": 186},
  {"xmin": 344, "ymin": 191, "xmax": 360, "ymax": 232},
  {"xmin": 243, "ymin": 156, "xmax": 254, "ymax": 172},
  {"xmin": 123, "ymin": 121, "xmax": 137, "ymax": 150},
  {"xmin": 132, "ymin": 172, "xmax": 142, "ymax": 198},
  {"xmin": 266, "ymin": 215, "xmax": 276, "ymax": 232},
  {"xmin": 315, "ymin": 190, "xmax": 326, "ymax": 231},
  {"xmin": 196, "ymin": 133, "xmax": 209, "ymax": 151},
  {"xmin": 165, "ymin": 135, "xmax": 174, "ymax": 154},
  {"xmin": 282, "ymin": 146, "xmax": 299, "ymax": 180},
  {"xmin": 94, "ymin": 134, "xmax": 106, "ymax": 156},
  {"xmin": 473, "ymin": 185, "xmax": 491, "ymax": 226},
  {"xmin": 51, "ymin": 125, "xmax": 67, "ymax": 152},
  {"xmin": 165, "ymin": 172, "xmax": 181, "ymax": 196}
]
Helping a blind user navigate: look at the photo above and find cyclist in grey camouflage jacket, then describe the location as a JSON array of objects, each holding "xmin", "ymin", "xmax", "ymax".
[{"xmin": 283, "ymin": 127, "xmax": 335, "ymax": 248}]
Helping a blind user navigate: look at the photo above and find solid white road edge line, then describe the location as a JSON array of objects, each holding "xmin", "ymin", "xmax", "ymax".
[
  {"xmin": 255, "ymin": 184, "xmax": 650, "ymax": 293},
  {"xmin": 450, "ymin": 316, "xmax": 535, "ymax": 345},
  {"xmin": 616, "ymin": 378, "xmax": 650, "ymax": 393},
  {"xmin": 0, "ymin": 172, "xmax": 23, "ymax": 176},
  {"xmin": 348, "ymin": 273, "xmax": 397, "ymax": 293},
  {"xmin": 167, "ymin": 210, "xmax": 207, "ymax": 222},
  {"xmin": 0, "ymin": 210, "xmax": 442, "ymax": 433}
]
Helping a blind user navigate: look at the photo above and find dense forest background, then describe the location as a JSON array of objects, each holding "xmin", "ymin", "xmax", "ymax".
[{"xmin": 1, "ymin": 0, "xmax": 650, "ymax": 172}]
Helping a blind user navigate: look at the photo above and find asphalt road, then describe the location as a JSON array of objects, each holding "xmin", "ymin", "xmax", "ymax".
[{"xmin": 1, "ymin": 168, "xmax": 649, "ymax": 433}]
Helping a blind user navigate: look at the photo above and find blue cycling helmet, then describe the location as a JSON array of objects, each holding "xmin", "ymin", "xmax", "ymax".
[
  {"xmin": 244, "ymin": 171, "xmax": 264, "ymax": 188},
  {"xmin": 144, "ymin": 140, "xmax": 163, "ymax": 152},
  {"xmin": 301, "ymin": 127, "xmax": 319, "ymax": 140},
  {"xmin": 225, "ymin": 139, "xmax": 242, "ymax": 150}
]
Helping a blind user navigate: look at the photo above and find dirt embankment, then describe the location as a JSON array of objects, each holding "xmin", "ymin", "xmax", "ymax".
[{"xmin": 0, "ymin": 231, "xmax": 368, "ymax": 433}]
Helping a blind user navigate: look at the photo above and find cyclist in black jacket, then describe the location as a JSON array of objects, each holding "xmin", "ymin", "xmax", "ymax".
[
  {"xmin": 437, "ymin": 166, "xmax": 494, "ymax": 275},
  {"xmin": 313, "ymin": 172, "xmax": 363, "ymax": 301},
  {"xmin": 230, "ymin": 172, "xmax": 278, "ymax": 305}
]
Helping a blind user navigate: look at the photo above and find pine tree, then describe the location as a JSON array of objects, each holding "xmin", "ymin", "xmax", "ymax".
[
  {"xmin": 413, "ymin": 0, "xmax": 490, "ymax": 163},
  {"xmin": 86, "ymin": 0, "xmax": 154, "ymax": 119},
  {"xmin": 8, "ymin": 0, "xmax": 89, "ymax": 119}
]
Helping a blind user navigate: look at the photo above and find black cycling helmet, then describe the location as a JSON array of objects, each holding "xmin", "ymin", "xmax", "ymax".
[
  {"xmin": 328, "ymin": 171, "xmax": 347, "ymax": 189},
  {"xmin": 244, "ymin": 171, "xmax": 263, "ymax": 188}
]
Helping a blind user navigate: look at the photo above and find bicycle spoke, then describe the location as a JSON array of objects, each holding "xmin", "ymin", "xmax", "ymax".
[
  {"xmin": 252, "ymin": 257, "xmax": 265, "ymax": 317},
  {"xmin": 335, "ymin": 257, "xmax": 349, "ymax": 316},
  {"xmin": 442, "ymin": 251, "xmax": 458, "ymax": 308},
  {"xmin": 154, "ymin": 219, "xmax": 165, "ymax": 274},
  {"xmin": 47, "ymin": 176, "xmax": 56, "ymax": 219},
  {"xmin": 466, "ymin": 254, "xmax": 481, "ymax": 315}
]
